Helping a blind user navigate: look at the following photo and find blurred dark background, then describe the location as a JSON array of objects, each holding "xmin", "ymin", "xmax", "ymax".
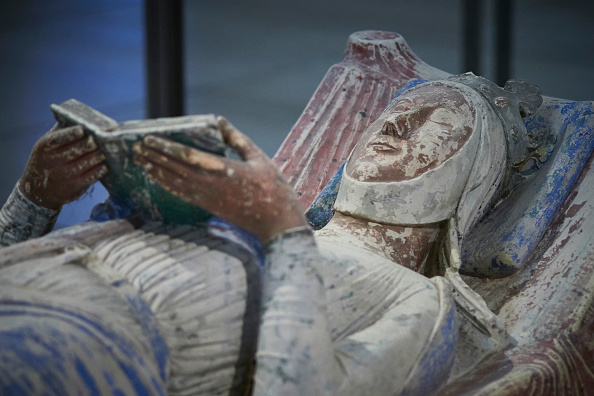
[{"xmin": 1, "ymin": 0, "xmax": 592, "ymax": 228}]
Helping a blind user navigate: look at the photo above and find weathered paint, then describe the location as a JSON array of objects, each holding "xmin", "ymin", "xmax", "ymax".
[
  {"xmin": 462, "ymin": 99, "xmax": 594, "ymax": 277},
  {"xmin": 305, "ymin": 162, "xmax": 344, "ymax": 230},
  {"xmin": 272, "ymin": 31, "xmax": 449, "ymax": 209},
  {"xmin": 254, "ymin": 228, "xmax": 459, "ymax": 395},
  {"xmin": 304, "ymin": 79, "xmax": 429, "ymax": 231},
  {"xmin": 0, "ymin": 239, "xmax": 168, "ymax": 395},
  {"xmin": 440, "ymin": 149, "xmax": 594, "ymax": 394},
  {"xmin": 16, "ymin": 123, "xmax": 108, "ymax": 211},
  {"xmin": 274, "ymin": 30, "xmax": 594, "ymax": 394},
  {"xmin": 0, "ymin": 185, "xmax": 59, "ymax": 247},
  {"xmin": 0, "ymin": 29, "xmax": 592, "ymax": 395}
]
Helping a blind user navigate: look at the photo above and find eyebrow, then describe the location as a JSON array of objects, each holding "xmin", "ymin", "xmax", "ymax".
[
  {"xmin": 395, "ymin": 98, "xmax": 414, "ymax": 107},
  {"xmin": 426, "ymin": 118, "xmax": 455, "ymax": 129},
  {"xmin": 425, "ymin": 109, "xmax": 458, "ymax": 130},
  {"xmin": 390, "ymin": 103, "xmax": 437, "ymax": 119}
]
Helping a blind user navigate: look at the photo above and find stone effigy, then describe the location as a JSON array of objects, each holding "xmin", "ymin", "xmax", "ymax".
[
  {"xmin": 274, "ymin": 31, "xmax": 594, "ymax": 394},
  {"xmin": 0, "ymin": 30, "xmax": 592, "ymax": 395}
]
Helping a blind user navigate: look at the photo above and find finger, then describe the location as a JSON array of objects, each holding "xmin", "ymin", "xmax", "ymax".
[
  {"xmin": 133, "ymin": 143, "xmax": 195, "ymax": 178},
  {"xmin": 50, "ymin": 135, "xmax": 100, "ymax": 162},
  {"xmin": 144, "ymin": 164, "xmax": 202, "ymax": 204},
  {"xmin": 67, "ymin": 150, "xmax": 107, "ymax": 176},
  {"xmin": 217, "ymin": 116, "xmax": 268, "ymax": 162},
  {"xmin": 43, "ymin": 125, "xmax": 86, "ymax": 151},
  {"xmin": 82, "ymin": 163, "xmax": 109, "ymax": 184},
  {"xmin": 134, "ymin": 147, "xmax": 218, "ymax": 186},
  {"xmin": 62, "ymin": 163, "xmax": 109, "ymax": 203},
  {"xmin": 141, "ymin": 136, "xmax": 229, "ymax": 172},
  {"xmin": 133, "ymin": 142, "xmax": 176, "ymax": 170}
]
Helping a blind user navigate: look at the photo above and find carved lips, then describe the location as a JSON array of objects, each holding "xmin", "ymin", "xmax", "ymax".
[{"xmin": 369, "ymin": 136, "xmax": 401, "ymax": 152}]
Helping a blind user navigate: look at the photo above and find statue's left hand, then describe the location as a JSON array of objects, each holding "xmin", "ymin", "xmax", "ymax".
[{"xmin": 132, "ymin": 117, "xmax": 307, "ymax": 241}]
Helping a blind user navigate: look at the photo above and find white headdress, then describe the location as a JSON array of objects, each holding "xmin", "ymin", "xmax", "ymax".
[{"xmin": 334, "ymin": 73, "xmax": 543, "ymax": 238}]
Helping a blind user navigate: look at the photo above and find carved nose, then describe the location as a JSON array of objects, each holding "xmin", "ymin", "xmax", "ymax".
[
  {"xmin": 381, "ymin": 116, "xmax": 411, "ymax": 139},
  {"xmin": 380, "ymin": 121, "xmax": 398, "ymax": 137}
]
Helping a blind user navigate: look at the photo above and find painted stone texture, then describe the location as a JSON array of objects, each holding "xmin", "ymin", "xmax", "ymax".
[
  {"xmin": 276, "ymin": 31, "xmax": 594, "ymax": 394},
  {"xmin": 0, "ymin": 30, "xmax": 592, "ymax": 395}
]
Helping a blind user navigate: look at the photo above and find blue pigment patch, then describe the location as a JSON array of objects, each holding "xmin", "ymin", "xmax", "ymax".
[
  {"xmin": 0, "ymin": 298, "xmax": 167, "ymax": 395},
  {"xmin": 90, "ymin": 195, "xmax": 135, "ymax": 222},
  {"xmin": 118, "ymin": 362, "xmax": 152, "ymax": 396},
  {"xmin": 118, "ymin": 291, "xmax": 169, "ymax": 383},
  {"xmin": 395, "ymin": 79, "xmax": 428, "ymax": 97},
  {"xmin": 75, "ymin": 358, "xmax": 100, "ymax": 396},
  {"xmin": 305, "ymin": 163, "xmax": 345, "ymax": 230},
  {"xmin": 461, "ymin": 99, "xmax": 594, "ymax": 277},
  {"xmin": 208, "ymin": 216, "xmax": 264, "ymax": 266},
  {"xmin": 400, "ymin": 298, "xmax": 458, "ymax": 396}
]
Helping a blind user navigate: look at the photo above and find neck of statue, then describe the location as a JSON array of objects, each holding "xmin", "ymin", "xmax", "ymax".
[{"xmin": 316, "ymin": 211, "xmax": 442, "ymax": 273}]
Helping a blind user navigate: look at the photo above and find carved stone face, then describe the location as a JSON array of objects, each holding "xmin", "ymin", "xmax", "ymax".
[{"xmin": 346, "ymin": 85, "xmax": 476, "ymax": 182}]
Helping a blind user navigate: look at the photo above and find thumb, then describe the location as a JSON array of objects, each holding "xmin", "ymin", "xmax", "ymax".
[{"xmin": 217, "ymin": 116, "xmax": 268, "ymax": 162}]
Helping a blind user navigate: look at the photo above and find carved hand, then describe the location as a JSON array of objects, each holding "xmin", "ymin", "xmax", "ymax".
[
  {"xmin": 133, "ymin": 117, "xmax": 307, "ymax": 241},
  {"xmin": 19, "ymin": 124, "xmax": 108, "ymax": 210}
]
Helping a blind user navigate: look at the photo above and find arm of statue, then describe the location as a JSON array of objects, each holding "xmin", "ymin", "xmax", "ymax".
[
  {"xmin": 132, "ymin": 118, "xmax": 448, "ymax": 394},
  {"xmin": 258, "ymin": 229, "xmax": 455, "ymax": 395},
  {"xmin": 255, "ymin": 228, "xmax": 342, "ymax": 394},
  {"xmin": 0, "ymin": 124, "xmax": 107, "ymax": 246},
  {"xmin": 133, "ymin": 120, "xmax": 338, "ymax": 392}
]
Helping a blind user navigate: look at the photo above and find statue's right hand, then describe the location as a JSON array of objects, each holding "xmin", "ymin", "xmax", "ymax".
[
  {"xmin": 132, "ymin": 117, "xmax": 308, "ymax": 241},
  {"xmin": 19, "ymin": 124, "xmax": 108, "ymax": 210}
]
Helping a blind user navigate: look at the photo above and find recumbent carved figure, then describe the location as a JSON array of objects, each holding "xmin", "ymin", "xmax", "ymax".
[{"xmin": 1, "ymin": 32, "xmax": 592, "ymax": 396}]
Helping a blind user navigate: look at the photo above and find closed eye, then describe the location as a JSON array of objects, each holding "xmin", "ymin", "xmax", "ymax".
[
  {"xmin": 395, "ymin": 116, "xmax": 412, "ymax": 139},
  {"xmin": 387, "ymin": 107, "xmax": 435, "ymax": 139}
]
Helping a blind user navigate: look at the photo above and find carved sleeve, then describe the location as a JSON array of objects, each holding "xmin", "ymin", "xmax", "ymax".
[
  {"xmin": 255, "ymin": 228, "xmax": 341, "ymax": 394},
  {"xmin": 0, "ymin": 184, "xmax": 60, "ymax": 247},
  {"xmin": 254, "ymin": 228, "xmax": 457, "ymax": 395}
]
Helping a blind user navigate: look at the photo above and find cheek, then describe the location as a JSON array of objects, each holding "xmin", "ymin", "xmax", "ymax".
[
  {"xmin": 351, "ymin": 161, "xmax": 381, "ymax": 179},
  {"xmin": 413, "ymin": 128, "xmax": 465, "ymax": 165},
  {"xmin": 348, "ymin": 142, "xmax": 369, "ymax": 168},
  {"xmin": 347, "ymin": 143, "xmax": 405, "ymax": 182},
  {"xmin": 406, "ymin": 130, "xmax": 436, "ymax": 158}
]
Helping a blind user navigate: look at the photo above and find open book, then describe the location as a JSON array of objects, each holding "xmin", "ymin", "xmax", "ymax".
[{"xmin": 51, "ymin": 99, "xmax": 228, "ymax": 224}]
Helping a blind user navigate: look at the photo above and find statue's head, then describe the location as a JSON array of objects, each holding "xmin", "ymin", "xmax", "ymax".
[{"xmin": 335, "ymin": 73, "xmax": 543, "ymax": 237}]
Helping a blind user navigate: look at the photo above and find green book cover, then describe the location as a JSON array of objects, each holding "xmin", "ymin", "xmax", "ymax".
[{"xmin": 51, "ymin": 99, "xmax": 227, "ymax": 224}]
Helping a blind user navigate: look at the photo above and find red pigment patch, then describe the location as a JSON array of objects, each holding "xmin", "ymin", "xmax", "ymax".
[
  {"xmin": 568, "ymin": 217, "xmax": 584, "ymax": 235},
  {"xmin": 566, "ymin": 201, "xmax": 587, "ymax": 218}
]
